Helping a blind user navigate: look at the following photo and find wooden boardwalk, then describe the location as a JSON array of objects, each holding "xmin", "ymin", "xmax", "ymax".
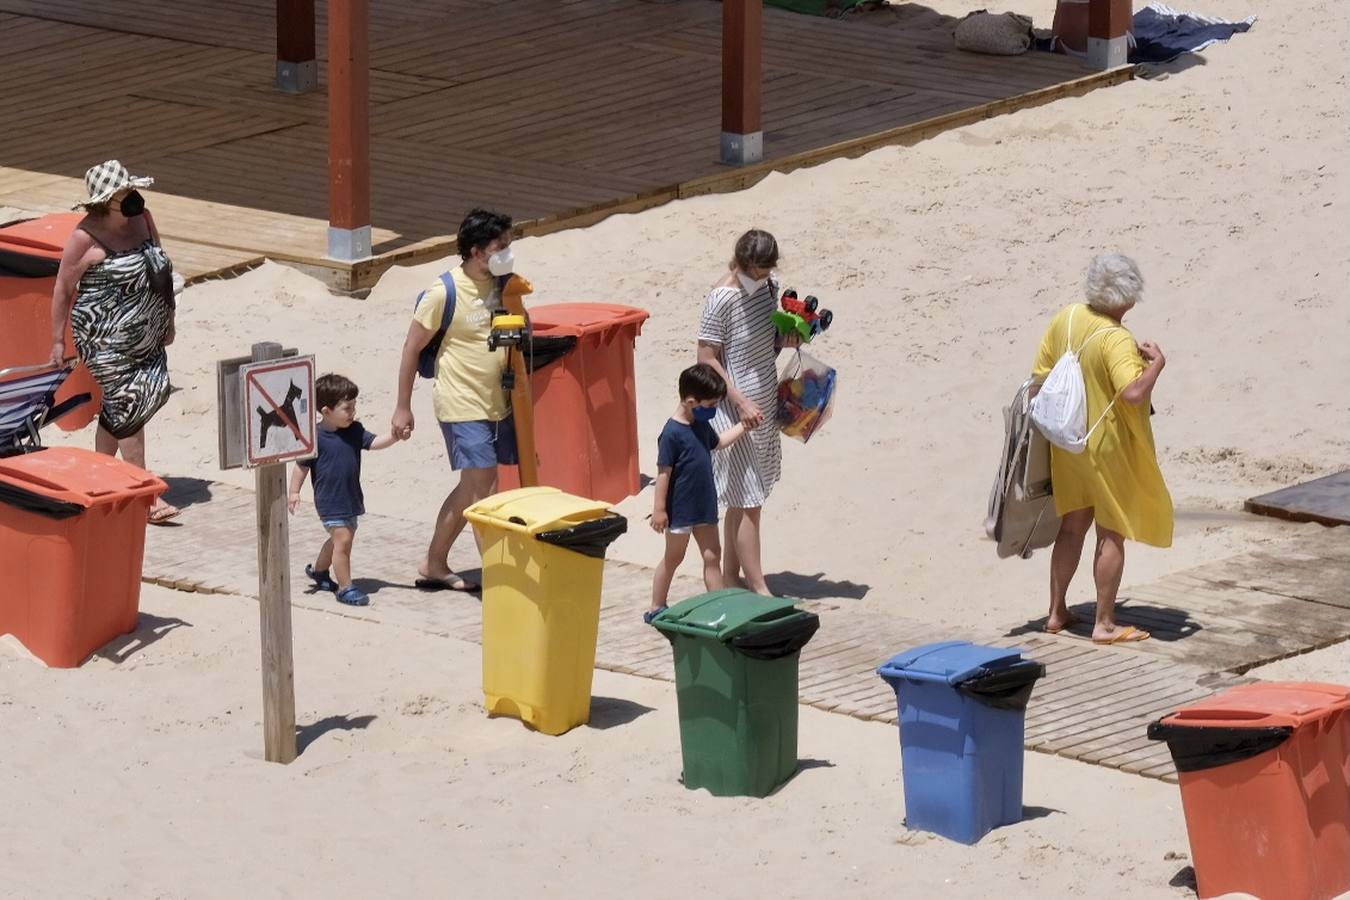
[
  {"xmin": 0, "ymin": 0, "xmax": 1127, "ymax": 287},
  {"xmin": 1029, "ymin": 527, "xmax": 1349, "ymax": 674},
  {"xmin": 1247, "ymin": 470, "xmax": 1350, "ymax": 527},
  {"xmin": 135, "ymin": 479, "xmax": 1344, "ymax": 784}
]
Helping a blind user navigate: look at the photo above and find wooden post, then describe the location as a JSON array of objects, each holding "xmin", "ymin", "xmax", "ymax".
[
  {"xmin": 327, "ymin": 0, "xmax": 372, "ymax": 260},
  {"xmin": 1086, "ymin": 0, "xmax": 1131, "ymax": 69},
  {"xmin": 721, "ymin": 0, "xmax": 763, "ymax": 166},
  {"xmin": 252, "ymin": 341, "xmax": 298, "ymax": 764},
  {"xmin": 501, "ymin": 278, "xmax": 539, "ymax": 487},
  {"xmin": 276, "ymin": 0, "xmax": 316, "ymax": 93}
]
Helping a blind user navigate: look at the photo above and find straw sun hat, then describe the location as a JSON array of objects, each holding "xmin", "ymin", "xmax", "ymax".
[{"xmin": 74, "ymin": 159, "xmax": 154, "ymax": 210}]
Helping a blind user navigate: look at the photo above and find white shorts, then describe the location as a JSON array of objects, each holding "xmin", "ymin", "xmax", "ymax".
[{"xmin": 669, "ymin": 522, "xmax": 717, "ymax": 535}]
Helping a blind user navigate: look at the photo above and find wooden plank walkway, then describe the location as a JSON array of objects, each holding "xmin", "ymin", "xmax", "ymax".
[
  {"xmin": 133, "ymin": 479, "xmax": 1341, "ymax": 784},
  {"xmin": 1026, "ymin": 527, "xmax": 1350, "ymax": 674},
  {"xmin": 0, "ymin": 0, "xmax": 1128, "ymax": 287},
  {"xmin": 1246, "ymin": 471, "xmax": 1350, "ymax": 527}
]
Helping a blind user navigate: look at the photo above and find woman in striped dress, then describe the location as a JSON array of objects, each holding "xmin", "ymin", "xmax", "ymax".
[
  {"xmin": 697, "ymin": 230, "xmax": 799, "ymax": 595},
  {"xmin": 49, "ymin": 161, "xmax": 180, "ymax": 523}
]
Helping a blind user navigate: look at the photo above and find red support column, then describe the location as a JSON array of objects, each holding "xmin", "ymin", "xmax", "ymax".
[
  {"xmin": 327, "ymin": 0, "xmax": 371, "ymax": 260},
  {"xmin": 276, "ymin": 0, "xmax": 316, "ymax": 92},
  {"xmin": 721, "ymin": 0, "xmax": 763, "ymax": 165},
  {"xmin": 1086, "ymin": 0, "xmax": 1131, "ymax": 69}
]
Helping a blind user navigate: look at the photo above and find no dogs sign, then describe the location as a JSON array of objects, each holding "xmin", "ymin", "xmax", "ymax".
[{"xmin": 239, "ymin": 356, "xmax": 316, "ymax": 469}]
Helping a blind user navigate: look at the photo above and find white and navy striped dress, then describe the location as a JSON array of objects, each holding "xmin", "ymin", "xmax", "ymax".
[{"xmin": 698, "ymin": 280, "xmax": 782, "ymax": 509}]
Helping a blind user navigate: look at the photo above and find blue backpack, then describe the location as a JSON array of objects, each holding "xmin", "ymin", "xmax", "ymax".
[
  {"xmin": 413, "ymin": 272, "xmax": 514, "ymax": 379},
  {"xmin": 414, "ymin": 273, "xmax": 457, "ymax": 379}
]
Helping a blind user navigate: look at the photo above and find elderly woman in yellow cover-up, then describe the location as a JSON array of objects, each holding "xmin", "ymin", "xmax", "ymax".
[{"xmin": 1034, "ymin": 254, "xmax": 1173, "ymax": 644}]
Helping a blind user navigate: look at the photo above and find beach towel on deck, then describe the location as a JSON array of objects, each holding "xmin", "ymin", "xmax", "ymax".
[{"xmin": 1130, "ymin": 3, "xmax": 1256, "ymax": 63}]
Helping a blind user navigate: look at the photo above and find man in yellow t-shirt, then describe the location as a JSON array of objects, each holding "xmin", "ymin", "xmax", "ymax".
[{"xmin": 393, "ymin": 209, "xmax": 519, "ymax": 592}]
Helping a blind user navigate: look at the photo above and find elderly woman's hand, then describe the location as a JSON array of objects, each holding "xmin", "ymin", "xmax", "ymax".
[{"xmin": 1138, "ymin": 341, "xmax": 1165, "ymax": 368}]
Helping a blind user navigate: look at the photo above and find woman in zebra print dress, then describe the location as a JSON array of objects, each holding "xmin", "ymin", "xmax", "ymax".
[
  {"xmin": 50, "ymin": 161, "xmax": 179, "ymax": 523},
  {"xmin": 697, "ymin": 230, "xmax": 800, "ymax": 595}
]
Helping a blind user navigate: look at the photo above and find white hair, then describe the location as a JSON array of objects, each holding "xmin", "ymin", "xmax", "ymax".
[{"xmin": 1083, "ymin": 254, "xmax": 1145, "ymax": 313}]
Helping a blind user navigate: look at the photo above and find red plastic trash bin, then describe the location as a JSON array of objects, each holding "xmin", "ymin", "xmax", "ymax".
[
  {"xmin": 0, "ymin": 214, "xmax": 102, "ymax": 430},
  {"xmin": 0, "ymin": 447, "xmax": 165, "ymax": 667},
  {"xmin": 499, "ymin": 303, "xmax": 650, "ymax": 503},
  {"xmin": 1147, "ymin": 682, "xmax": 1350, "ymax": 900}
]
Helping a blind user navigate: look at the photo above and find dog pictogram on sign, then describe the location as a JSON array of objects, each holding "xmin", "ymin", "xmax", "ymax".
[{"xmin": 240, "ymin": 356, "xmax": 316, "ymax": 468}]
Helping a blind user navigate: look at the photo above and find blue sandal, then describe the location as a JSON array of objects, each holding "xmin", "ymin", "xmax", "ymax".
[
  {"xmin": 336, "ymin": 586, "xmax": 370, "ymax": 607},
  {"xmin": 306, "ymin": 564, "xmax": 337, "ymax": 593},
  {"xmin": 643, "ymin": 607, "xmax": 668, "ymax": 625}
]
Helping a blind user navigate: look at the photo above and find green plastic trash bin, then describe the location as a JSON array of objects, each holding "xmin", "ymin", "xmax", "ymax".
[{"xmin": 653, "ymin": 589, "xmax": 820, "ymax": 797}]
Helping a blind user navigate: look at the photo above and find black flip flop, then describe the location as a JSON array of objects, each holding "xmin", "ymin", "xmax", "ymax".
[{"xmin": 415, "ymin": 576, "xmax": 480, "ymax": 594}]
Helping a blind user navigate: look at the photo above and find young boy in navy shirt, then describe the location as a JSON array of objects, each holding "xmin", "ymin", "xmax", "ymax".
[
  {"xmin": 288, "ymin": 374, "xmax": 402, "ymax": 606},
  {"xmin": 647, "ymin": 364, "xmax": 749, "ymax": 623}
]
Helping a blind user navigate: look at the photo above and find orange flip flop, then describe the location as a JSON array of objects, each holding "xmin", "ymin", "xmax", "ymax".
[{"xmin": 1093, "ymin": 626, "xmax": 1150, "ymax": 645}]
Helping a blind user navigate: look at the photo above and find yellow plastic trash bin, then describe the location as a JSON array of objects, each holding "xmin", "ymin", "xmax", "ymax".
[{"xmin": 465, "ymin": 487, "xmax": 628, "ymax": 735}]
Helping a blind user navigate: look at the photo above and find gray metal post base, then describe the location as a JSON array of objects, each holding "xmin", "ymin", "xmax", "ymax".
[
  {"xmin": 1086, "ymin": 35, "xmax": 1129, "ymax": 70},
  {"xmin": 720, "ymin": 131, "xmax": 764, "ymax": 166},
  {"xmin": 276, "ymin": 59, "xmax": 318, "ymax": 93},
  {"xmin": 327, "ymin": 226, "xmax": 372, "ymax": 262}
]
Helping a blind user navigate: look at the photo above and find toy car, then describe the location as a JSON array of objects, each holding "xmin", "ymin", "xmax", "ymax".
[{"xmin": 772, "ymin": 289, "xmax": 833, "ymax": 342}]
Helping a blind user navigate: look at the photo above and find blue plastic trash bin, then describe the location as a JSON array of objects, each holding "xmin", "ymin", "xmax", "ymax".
[{"xmin": 877, "ymin": 641, "xmax": 1045, "ymax": 844}]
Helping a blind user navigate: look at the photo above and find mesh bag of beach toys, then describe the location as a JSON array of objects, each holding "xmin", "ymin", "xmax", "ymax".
[{"xmin": 776, "ymin": 349, "xmax": 837, "ymax": 443}]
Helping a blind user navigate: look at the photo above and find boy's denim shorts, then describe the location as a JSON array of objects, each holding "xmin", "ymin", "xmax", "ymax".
[
  {"xmin": 321, "ymin": 517, "xmax": 359, "ymax": 532},
  {"xmin": 440, "ymin": 417, "xmax": 519, "ymax": 471}
]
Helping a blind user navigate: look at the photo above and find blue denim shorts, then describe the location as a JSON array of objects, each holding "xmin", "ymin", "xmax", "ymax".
[
  {"xmin": 440, "ymin": 417, "xmax": 519, "ymax": 471},
  {"xmin": 321, "ymin": 517, "xmax": 359, "ymax": 532}
]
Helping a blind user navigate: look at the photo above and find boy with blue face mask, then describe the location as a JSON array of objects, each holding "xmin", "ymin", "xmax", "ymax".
[{"xmin": 647, "ymin": 363, "xmax": 749, "ymax": 622}]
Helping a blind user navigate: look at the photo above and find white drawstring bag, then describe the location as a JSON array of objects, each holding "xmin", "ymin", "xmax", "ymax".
[{"xmin": 1030, "ymin": 307, "xmax": 1120, "ymax": 453}]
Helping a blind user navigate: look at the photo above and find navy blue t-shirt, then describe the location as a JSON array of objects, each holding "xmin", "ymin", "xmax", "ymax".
[
  {"xmin": 656, "ymin": 418, "xmax": 720, "ymax": 528},
  {"xmin": 299, "ymin": 422, "xmax": 376, "ymax": 519}
]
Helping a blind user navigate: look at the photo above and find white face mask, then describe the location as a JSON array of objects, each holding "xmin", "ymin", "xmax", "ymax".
[
  {"xmin": 487, "ymin": 246, "xmax": 514, "ymax": 276},
  {"xmin": 737, "ymin": 271, "xmax": 767, "ymax": 294}
]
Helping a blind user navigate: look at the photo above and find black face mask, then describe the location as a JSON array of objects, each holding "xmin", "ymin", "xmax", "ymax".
[{"xmin": 119, "ymin": 190, "xmax": 146, "ymax": 217}]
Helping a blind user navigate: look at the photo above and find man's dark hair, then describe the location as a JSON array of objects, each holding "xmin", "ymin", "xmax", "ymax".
[
  {"xmin": 457, "ymin": 208, "xmax": 513, "ymax": 261},
  {"xmin": 316, "ymin": 373, "xmax": 359, "ymax": 411},
  {"xmin": 678, "ymin": 363, "xmax": 727, "ymax": 402}
]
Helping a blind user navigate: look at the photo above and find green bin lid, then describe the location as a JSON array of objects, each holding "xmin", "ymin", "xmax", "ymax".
[{"xmin": 653, "ymin": 588, "xmax": 803, "ymax": 641}]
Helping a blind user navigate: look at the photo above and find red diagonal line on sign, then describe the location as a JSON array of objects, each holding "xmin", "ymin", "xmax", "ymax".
[{"xmin": 250, "ymin": 372, "xmax": 311, "ymax": 452}]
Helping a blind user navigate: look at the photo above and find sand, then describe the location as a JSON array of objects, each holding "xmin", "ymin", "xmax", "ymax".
[
  {"xmin": 0, "ymin": 584, "xmax": 1198, "ymax": 900},
  {"xmin": 8, "ymin": 0, "xmax": 1349, "ymax": 895}
]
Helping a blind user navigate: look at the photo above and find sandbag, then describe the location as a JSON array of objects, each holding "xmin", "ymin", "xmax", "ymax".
[{"xmin": 954, "ymin": 10, "xmax": 1035, "ymax": 55}]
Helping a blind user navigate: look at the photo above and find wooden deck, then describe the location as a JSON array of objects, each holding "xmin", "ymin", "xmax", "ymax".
[
  {"xmin": 1246, "ymin": 471, "xmax": 1350, "ymax": 527},
  {"xmin": 0, "ymin": 0, "xmax": 1128, "ymax": 289},
  {"xmin": 137, "ymin": 480, "xmax": 1345, "ymax": 785}
]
